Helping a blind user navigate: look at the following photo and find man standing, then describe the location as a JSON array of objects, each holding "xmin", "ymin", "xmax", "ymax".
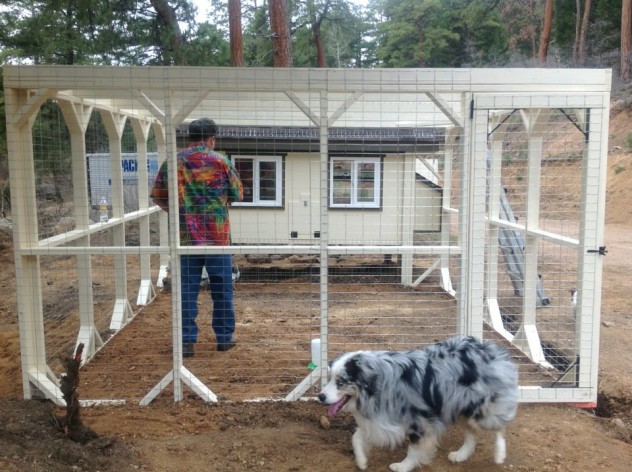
[{"xmin": 151, "ymin": 118, "xmax": 243, "ymax": 357}]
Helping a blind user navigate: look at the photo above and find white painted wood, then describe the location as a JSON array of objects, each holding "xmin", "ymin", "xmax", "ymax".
[
  {"xmin": 487, "ymin": 218, "xmax": 580, "ymax": 248},
  {"xmin": 284, "ymin": 366, "xmax": 325, "ymax": 402},
  {"xmin": 10, "ymin": 89, "xmax": 56, "ymax": 128},
  {"xmin": 151, "ymin": 122, "xmax": 170, "ymax": 286},
  {"xmin": 284, "ymin": 91, "xmax": 320, "ymax": 126},
  {"xmin": 426, "ymin": 92, "xmax": 464, "ymax": 128},
  {"xmin": 164, "ymin": 92, "xmax": 185, "ymax": 402},
  {"xmin": 75, "ymin": 325, "xmax": 104, "ymax": 361},
  {"xmin": 59, "ymin": 100, "xmax": 104, "ymax": 358},
  {"xmin": 411, "ymin": 258, "xmax": 440, "ymax": 287},
  {"xmin": 466, "ymin": 107, "xmax": 488, "ymax": 340},
  {"xmin": 139, "ymin": 370, "xmax": 174, "ymax": 406},
  {"xmin": 28, "ymin": 368, "xmax": 65, "ymax": 406},
  {"xmin": 136, "ymin": 279, "xmax": 155, "ymax": 307},
  {"xmin": 3, "ymin": 66, "xmax": 611, "ymax": 95},
  {"xmin": 484, "ymin": 137, "xmax": 505, "ymax": 335},
  {"xmin": 134, "ymin": 89, "xmax": 166, "ymax": 122},
  {"xmin": 400, "ymin": 153, "xmax": 415, "ymax": 285},
  {"xmin": 131, "ymin": 117, "xmax": 156, "ymax": 306},
  {"xmin": 6, "ymin": 89, "xmax": 51, "ymax": 401},
  {"xmin": 513, "ymin": 111, "xmax": 547, "ymax": 365},
  {"xmin": 439, "ymin": 129, "xmax": 459, "ymax": 298},
  {"xmin": 576, "ymin": 103, "xmax": 609, "ymax": 399},
  {"xmin": 3, "ymin": 65, "xmax": 611, "ymax": 405},
  {"xmin": 22, "ymin": 244, "xmax": 462, "ymax": 257},
  {"xmin": 179, "ymin": 366, "xmax": 218, "ymax": 403},
  {"xmin": 109, "ymin": 298, "xmax": 134, "ymax": 331},
  {"xmin": 102, "ymin": 110, "xmax": 132, "ymax": 329}
]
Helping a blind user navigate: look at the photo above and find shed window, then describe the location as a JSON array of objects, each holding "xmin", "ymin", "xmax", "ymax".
[
  {"xmin": 330, "ymin": 157, "xmax": 381, "ymax": 208},
  {"xmin": 232, "ymin": 156, "xmax": 282, "ymax": 207}
]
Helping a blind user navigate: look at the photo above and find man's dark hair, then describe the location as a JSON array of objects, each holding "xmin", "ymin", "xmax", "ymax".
[{"xmin": 188, "ymin": 118, "xmax": 217, "ymax": 141}]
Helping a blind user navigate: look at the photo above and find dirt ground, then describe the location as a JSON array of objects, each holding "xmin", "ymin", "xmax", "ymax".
[{"xmin": 1, "ymin": 105, "xmax": 632, "ymax": 471}]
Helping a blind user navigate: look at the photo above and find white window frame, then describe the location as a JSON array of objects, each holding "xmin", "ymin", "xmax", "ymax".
[
  {"xmin": 329, "ymin": 157, "xmax": 381, "ymax": 208},
  {"xmin": 231, "ymin": 155, "xmax": 283, "ymax": 207}
]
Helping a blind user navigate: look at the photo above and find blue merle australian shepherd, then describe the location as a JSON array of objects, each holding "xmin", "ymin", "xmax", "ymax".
[{"xmin": 318, "ymin": 336, "xmax": 518, "ymax": 472}]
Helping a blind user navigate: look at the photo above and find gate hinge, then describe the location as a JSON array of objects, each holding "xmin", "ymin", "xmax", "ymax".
[{"xmin": 587, "ymin": 246, "xmax": 607, "ymax": 256}]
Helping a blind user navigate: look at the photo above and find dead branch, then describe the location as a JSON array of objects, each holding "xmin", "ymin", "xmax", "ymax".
[{"xmin": 54, "ymin": 343, "xmax": 98, "ymax": 444}]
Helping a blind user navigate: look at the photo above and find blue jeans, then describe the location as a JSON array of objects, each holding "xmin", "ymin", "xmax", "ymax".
[{"xmin": 180, "ymin": 254, "xmax": 235, "ymax": 345}]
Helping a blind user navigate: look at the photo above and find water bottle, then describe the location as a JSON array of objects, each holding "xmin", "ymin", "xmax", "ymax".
[{"xmin": 99, "ymin": 197, "xmax": 109, "ymax": 223}]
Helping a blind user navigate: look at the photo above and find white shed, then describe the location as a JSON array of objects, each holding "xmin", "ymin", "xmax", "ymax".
[{"xmin": 192, "ymin": 126, "xmax": 445, "ymax": 245}]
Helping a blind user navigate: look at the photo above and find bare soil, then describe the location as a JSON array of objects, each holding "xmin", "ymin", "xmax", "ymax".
[{"xmin": 1, "ymin": 106, "xmax": 632, "ymax": 471}]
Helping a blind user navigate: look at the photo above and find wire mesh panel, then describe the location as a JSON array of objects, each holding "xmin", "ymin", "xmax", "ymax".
[
  {"xmin": 3, "ymin": 66, "xmax": 610, "ymax": 406},
  {"xmin": 479, "ymin": 95, "xmax": 609, "ymax": 404}
]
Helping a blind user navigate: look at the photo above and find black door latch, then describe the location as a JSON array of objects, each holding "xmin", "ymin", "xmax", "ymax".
[{"xmin": 587, "ymin": 246, "xmax": 607, "ymax": 256}]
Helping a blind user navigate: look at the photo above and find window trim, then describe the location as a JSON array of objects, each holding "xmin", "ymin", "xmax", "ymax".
[
  {"xmin": 329, "ymin": 156, "xmax": 381, "ymax": 209},
  {"xmin": 231, "ymin": 155, "xmax": 283, "ymax": 207}
]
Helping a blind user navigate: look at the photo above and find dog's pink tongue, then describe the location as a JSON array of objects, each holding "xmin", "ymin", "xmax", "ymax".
[{"xmin": 327, "ymin": 397, "xmax": 348, "ymax": 417}]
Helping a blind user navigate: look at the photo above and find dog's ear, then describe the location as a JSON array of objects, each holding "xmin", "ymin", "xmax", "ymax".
[
  {"xmin": 345, "ymin": 356, "xmax": 362, "ymax": 381},
  {"xmin": 345, "ymin": 355, "xmax": 377, "ymax": 396}
]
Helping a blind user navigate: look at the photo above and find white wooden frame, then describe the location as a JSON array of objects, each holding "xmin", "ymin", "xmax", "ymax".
[
  {"xmin": 329, "ymin": 156, "xmax": 382, "ymax": 208},
  {"xmin": 230, "ymin": 155, "xmax": 283, "ymax": 207},
  {"xmin": 3, "ymin": 66, "xmax": 610, "ymax": 406}
]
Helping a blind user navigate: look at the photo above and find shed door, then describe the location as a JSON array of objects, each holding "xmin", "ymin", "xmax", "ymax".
[{"xmin": 288, "ymin": 156, "xmax": 320, "ymax": 240}]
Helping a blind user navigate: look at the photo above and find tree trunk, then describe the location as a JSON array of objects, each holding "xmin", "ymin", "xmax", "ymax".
[
  {"xmin": 573, "ymin": 0, "xmax": 581, "ymax": 64},
  {"xmin": 308, "ymin": 0, "xmax": 331, "ymax": 68},
  {"xmin": 623, "ymin": 0, "xmax": 632, "ymax": 81},
  {"xmin": 150, "ymin": 0, "xmax": 187, "ymax": 65},
  {"xmin": 577, "ymin": 0, "xmax": 591, "ymax": 66},
  {"xmin": 229, "ymin": 0, "xmax": 244, "ymax": 67},
  {"xmin": 269, "ymin": 0, "xmax": 292, "ymax": 67},
  {"xmin": 314, "ymin": 25, "xmax": 326, "ymax": 67},
  {"xmin": 538, "ymin": 0, "xmax": 553, "ymax": 64},
  {"xmin": 64, "ymin": 5, "xmax": 75, "ymax": 64},
  {"xmin": 416, "ymin": 13, "xmax": 427, "ymax": 68},
  {"xmin": 418, "ymin": 26, "xmax": 425, "ymax": 67}
]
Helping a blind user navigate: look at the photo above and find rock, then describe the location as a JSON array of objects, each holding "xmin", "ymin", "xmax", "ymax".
[
  {"xmin": 319, "ymin": 415, "xmax": 331, "ymax": 430},
  {"xmin": 0, "ymin": 218, "xmax": 12, "ymax": 235},
  {"xmin": 611, "ymin": 418, "xmax": 626, "ymax": 430}
]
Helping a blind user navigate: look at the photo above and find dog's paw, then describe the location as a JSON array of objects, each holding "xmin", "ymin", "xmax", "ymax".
[
  {"xmin": 389, "ymin": 462, "xmax": 413, "ymax": 472},
  {"xmin": 355, "ymin": 458, "xmax": 368, "ymax": 470},
  {"xmin": 493, "ymin": 451, "xmax": 506, "ymax": 464},
  {"xmin": 448, "ymin": 450, "xmax": 469, "ymax": 463}
]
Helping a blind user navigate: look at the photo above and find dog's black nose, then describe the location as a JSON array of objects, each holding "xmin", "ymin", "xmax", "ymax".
[{"xmin": 318, "ymin": 393, "xmax": 326, "ymax": 403}]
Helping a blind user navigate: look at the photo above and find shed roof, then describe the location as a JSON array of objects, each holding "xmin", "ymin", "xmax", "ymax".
[{"xmin": 188, "ymin": 125, "xmax": 444, "ymax": 154}]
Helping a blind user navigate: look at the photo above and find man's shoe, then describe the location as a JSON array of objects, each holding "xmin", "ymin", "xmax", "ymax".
[
  {"xmin": 217, "ymin": 337, "xmax": 237, "ymax": 352},
  {"xmin": 183, "ymin": 343, "xmax": 195, "ymax": 358}
]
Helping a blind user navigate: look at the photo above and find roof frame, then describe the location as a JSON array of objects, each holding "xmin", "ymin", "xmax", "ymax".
[{"xmin": 3, "ymin": 66, "xmax": 612, "ymax": 130}]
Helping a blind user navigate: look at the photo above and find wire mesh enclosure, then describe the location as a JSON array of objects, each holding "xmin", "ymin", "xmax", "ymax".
[{"xmin": 3, "ymin": 66, "xmax": 610, "ymax": 406}]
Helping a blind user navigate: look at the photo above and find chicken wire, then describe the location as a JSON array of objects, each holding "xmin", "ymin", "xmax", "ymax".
[{"xmin": 3, "ymin": 66, "xmax": 609, "ymax": 405}]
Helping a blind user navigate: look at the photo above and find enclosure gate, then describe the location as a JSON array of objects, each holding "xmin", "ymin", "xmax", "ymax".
[
  {"xmin": 474, "ymin": 94, "xmax": 607, "ymax": 404},
  {"xmin": 3, "ymin": 66, "xmax": 610, "ymax": 407}
]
